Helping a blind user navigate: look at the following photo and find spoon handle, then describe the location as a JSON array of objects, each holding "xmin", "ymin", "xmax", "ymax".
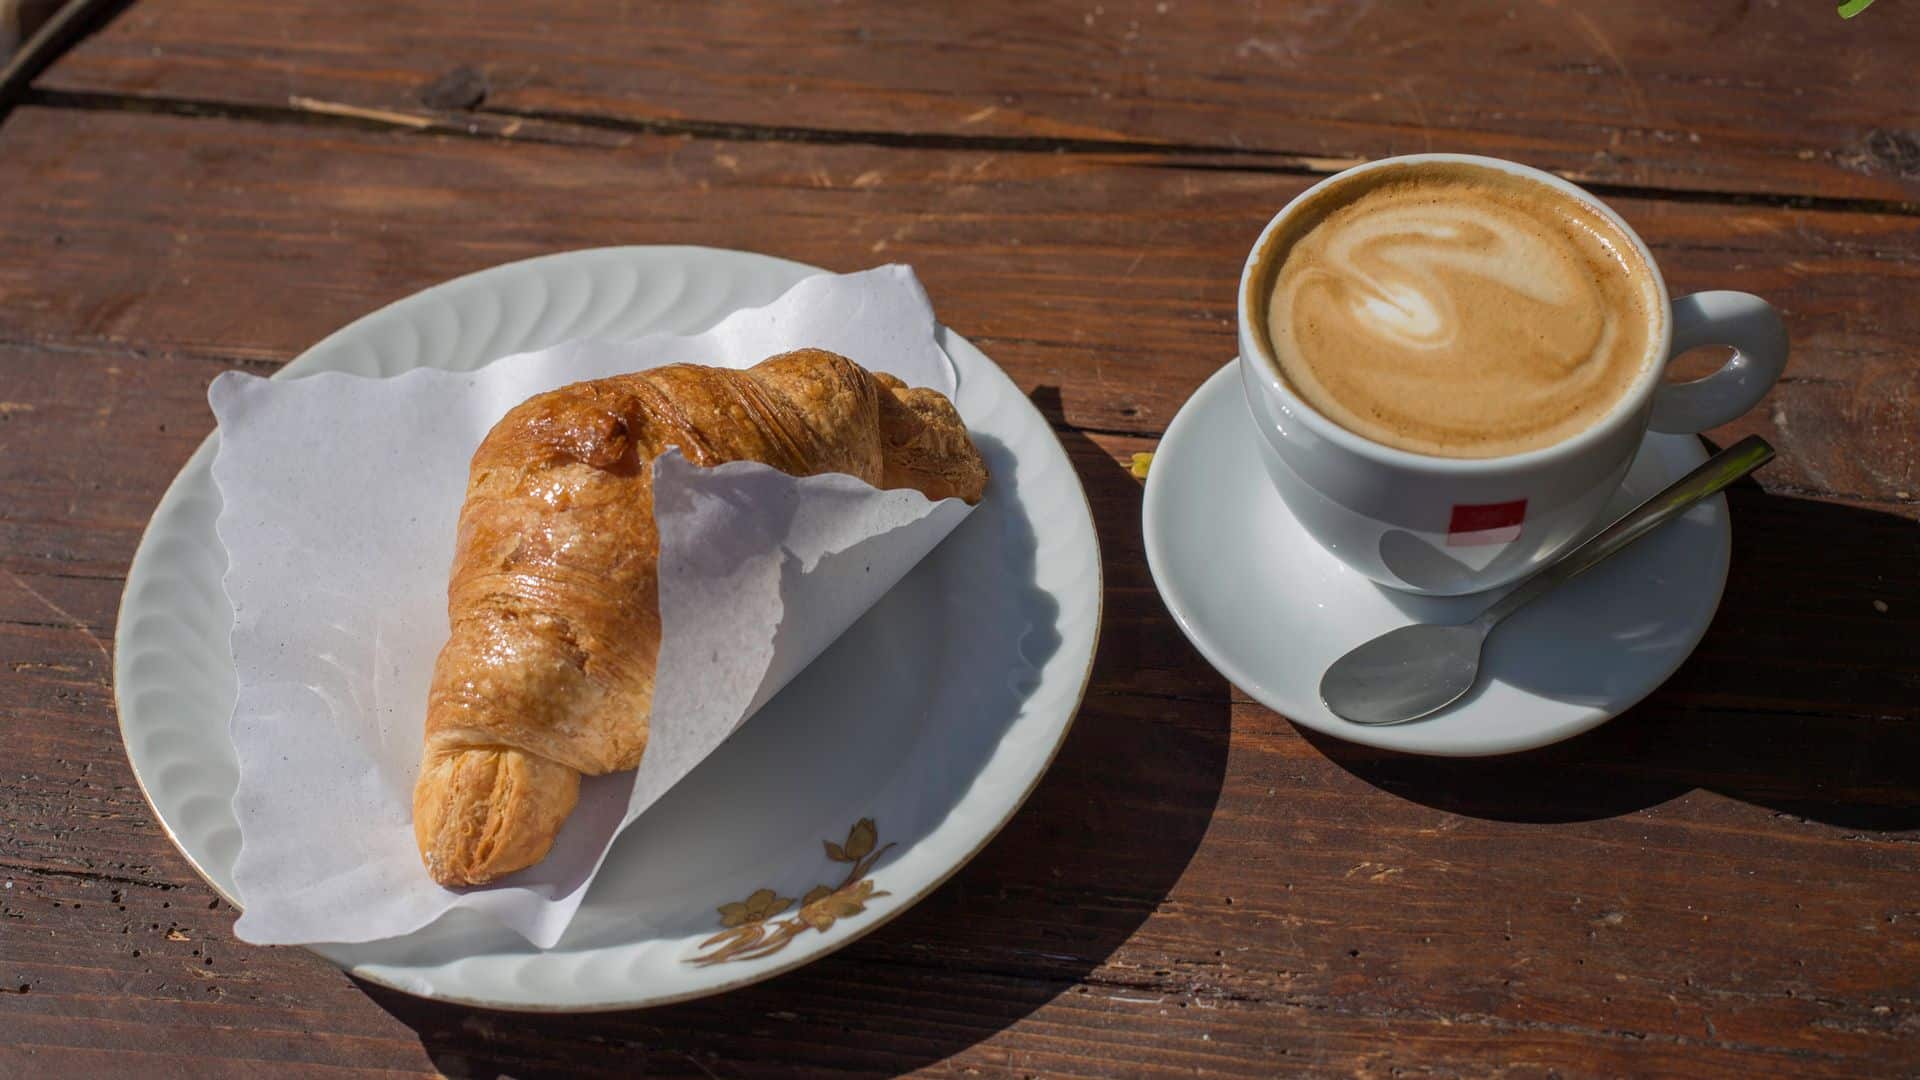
[{"xmin": 1476, "ymin": 435, "xmax": 1775, "ymax": 629}]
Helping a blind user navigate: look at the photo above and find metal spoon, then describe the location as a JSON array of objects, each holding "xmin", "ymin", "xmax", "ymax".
[{"xmin": 1320, "ymin": 435, "xmax": 1775, "ymax": 726}]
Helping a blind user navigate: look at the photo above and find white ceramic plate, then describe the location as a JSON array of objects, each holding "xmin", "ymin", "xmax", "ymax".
[
  {"xmin": 114, "ymin": 247, "xmax": 1101, "ymax": 1010},
  {"xmin": 1144, "ymin": 361, "xmax": 1728, "ymax": 757}
]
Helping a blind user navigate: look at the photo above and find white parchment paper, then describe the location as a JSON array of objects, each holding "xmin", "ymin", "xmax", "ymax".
[{"xmin": 209, "ymin": 266, "xmax": 973, "ymax": 947}]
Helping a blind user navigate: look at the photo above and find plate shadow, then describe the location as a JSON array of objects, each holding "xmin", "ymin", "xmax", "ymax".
[{"xmin": 357, "ymin": 387, "xmax": 1232, "ymax": 1076}]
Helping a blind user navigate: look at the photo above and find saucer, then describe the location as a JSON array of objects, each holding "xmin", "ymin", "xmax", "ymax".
[{"xmin": 1142, "ymin": 362, "xmax": 1730, "ymax": 757}]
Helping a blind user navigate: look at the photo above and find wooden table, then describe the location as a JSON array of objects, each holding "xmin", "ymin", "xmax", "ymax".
[{"xmin": 3, "ymin": 3, "xmax": 1918, "ymax": 1075}]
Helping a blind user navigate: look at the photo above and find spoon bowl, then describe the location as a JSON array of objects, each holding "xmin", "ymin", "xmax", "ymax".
[{"xmin": 1318, "ymin": 622, "xmax": 1488, "ymax": 726}]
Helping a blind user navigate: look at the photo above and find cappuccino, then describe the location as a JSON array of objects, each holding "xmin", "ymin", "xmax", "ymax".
[{"xmin": 1255, "ymin": 161, "xmax": 1662, "ymax": 458}]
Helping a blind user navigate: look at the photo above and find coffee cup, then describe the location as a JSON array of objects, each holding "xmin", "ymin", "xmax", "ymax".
[{"xmin": 1237, "ymin": 153, "xmax": 1787, "ymax": 596}]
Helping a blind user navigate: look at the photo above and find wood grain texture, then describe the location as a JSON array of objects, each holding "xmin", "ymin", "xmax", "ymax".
[
  {"xmin": 32, "ymin": 0, "xmax": 1920, "ymax": 203},
  {"xmin": 0, "ymin": 107, "xmax": 1915, "ymax": 507},
  {"xmin": 1, "ymin": 351, "xmax": 1917, "ymax": 1074},
  {"xmin": 1, "ymin": 80, "xmax": 1918, "ymax": 1079}
]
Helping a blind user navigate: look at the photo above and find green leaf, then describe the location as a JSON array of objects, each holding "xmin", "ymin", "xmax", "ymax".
[{"xmin": 1838, "ymin": 0, "xmax": 1875, "ymax": 17}]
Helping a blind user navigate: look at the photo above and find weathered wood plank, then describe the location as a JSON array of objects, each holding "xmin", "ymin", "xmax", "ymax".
[
  {"xmin": 6, "ymin": 628, "xmax": 1920, "ymax": 1076},
  {"xmin": 7, "ymin": 592, "xmax": 1920, "ymax": 1076},
  {"xmin": 3, "ymin": 103, "xmax": 1920, "ymax": 1074},
  {"xmin": 34, "ymin": 0, "xmax": 1920, "ymax": 202},
  {"xmin": 0, "ymin": 104, "xmax": 1913, "ymax": 721},
  {"xmin": 0, "ymin": 107, "xmax": 1915, "ymax": 505},
  {"xmin": 2, "ymin": 327, "xmax": 1915, "ymax": 726},
  {"xmin": 2, "ymin": 337, "xmax": 1919, "ymax": 1074}
]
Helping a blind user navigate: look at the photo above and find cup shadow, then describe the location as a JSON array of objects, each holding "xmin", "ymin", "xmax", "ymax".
[
  {"xmin": 355, "ymin": 386, "xmax": 1233, "ymax": 1076},
  {"xmin": 1304, "ymin": 473, "xmax": 1920, "ymax": 829}
]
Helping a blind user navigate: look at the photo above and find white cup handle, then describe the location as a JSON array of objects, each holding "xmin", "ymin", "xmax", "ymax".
[{"xmin": 1648, "ymin": 291, "xmax": 1788, "ymax": 434}]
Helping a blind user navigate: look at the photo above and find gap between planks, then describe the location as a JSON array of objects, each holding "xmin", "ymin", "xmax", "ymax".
[{"xmin": 16, "ymin": 87, "xmax": 1920, "ymax": 220}]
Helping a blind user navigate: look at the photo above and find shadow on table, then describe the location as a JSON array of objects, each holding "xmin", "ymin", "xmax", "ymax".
[
  {"xmin": 357, "ymin": 388, "xmax": 1232, "ymax": 1077},
  {"xmin": 1306, "ymin": 476, "xmax": 1920, "ymax": 829}
]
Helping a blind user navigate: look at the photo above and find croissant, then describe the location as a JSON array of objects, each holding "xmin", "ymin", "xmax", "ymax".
[{"xmin": 413, "ymin": 348, "xmax": 987, "ymax": 886}]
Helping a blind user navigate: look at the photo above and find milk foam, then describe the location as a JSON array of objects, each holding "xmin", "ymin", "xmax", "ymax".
[{"xmin": 1262, "ymin": 163, "xmax": 1661, "ymax": 458}]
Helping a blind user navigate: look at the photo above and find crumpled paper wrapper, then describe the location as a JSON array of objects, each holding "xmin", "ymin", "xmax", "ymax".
[{"xmin": 209, "ymin": 266, "xmax": 973, "ymax": 947}]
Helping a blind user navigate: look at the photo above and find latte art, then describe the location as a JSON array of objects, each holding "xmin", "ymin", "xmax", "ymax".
[
  {"xmin": 1260, "ymin": 163, "xmax": 1661, "ymax": 458},
  {"xmin": 1301, "ymin": 208, "xmax": 1599, "ymax": 349}
]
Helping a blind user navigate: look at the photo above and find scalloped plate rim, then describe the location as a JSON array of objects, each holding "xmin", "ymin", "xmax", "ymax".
[{"xmin": 112, "ymin": 246, "xmax": 1102, "ymax": 1011}]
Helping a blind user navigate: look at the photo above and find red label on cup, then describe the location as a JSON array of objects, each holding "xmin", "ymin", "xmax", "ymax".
[{"xmin": 1448, "ymin": 499, "xmax": 1527, "ymax": 547}]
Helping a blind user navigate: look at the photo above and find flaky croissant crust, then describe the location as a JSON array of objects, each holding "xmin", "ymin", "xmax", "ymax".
[{"xmin": 413, "ymin": 349, "xmax": 986, "ymax": 886}]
